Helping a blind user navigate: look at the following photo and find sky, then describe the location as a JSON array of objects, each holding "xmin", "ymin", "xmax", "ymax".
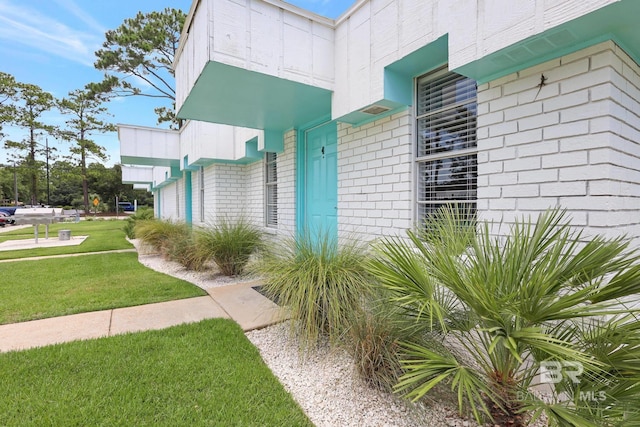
[{"xmin": 0, "ymin": 0, "xmax": 355, "ymax": 167}]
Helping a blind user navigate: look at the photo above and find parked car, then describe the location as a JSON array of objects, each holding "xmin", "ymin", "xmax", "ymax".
[
  {"xmin": 0, "ymin": 207, "xmax": 17, "ymax": 226},
  {"xmin": 0, "ymin": 207, "xmax": 17, "ymax": 216},
  {"xmin": 118, "ymin": 202, "xmax": 135, "ymax": 212},
  {"xmin": 0, "ymin": 211, "xmax": 11, "ymax": 227}
]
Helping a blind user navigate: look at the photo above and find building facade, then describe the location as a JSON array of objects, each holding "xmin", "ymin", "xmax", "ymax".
[{"xmin": 120, "ymin": 0, "xmax": 640, "ymax": 245}]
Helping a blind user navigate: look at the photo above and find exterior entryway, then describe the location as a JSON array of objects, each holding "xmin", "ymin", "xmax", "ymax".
[{"xmin": 303, "ymin": 121, "xmax": 337, "ymax": 239}]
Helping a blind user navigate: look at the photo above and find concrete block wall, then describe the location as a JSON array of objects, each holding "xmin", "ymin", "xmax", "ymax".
[
  {"xmin": 201, "ymin": 163, "xmax": 218, "ymax": 224},
  {"xmin": 245, "ymin": 160, "xmax": 265, "ymax": 227},
  {"xmin": 176, "ymin": 0, "xmax": 334, "ymax": 110},
  {"xmin": 191, "ymin": 160, "xmax": 267, "ymax": 228},
  {"xmin": 178, "ymin": 174, "xmax": 186, "ymax": 220},
  {"xmin": 338, "ymin": 109, "xmax": 413, "ymax": 242},
  {"xmin": 191, "ymin": 168, "xmax": 202, "ymax": 224},
  {"xmin": 211, "ymin": 164, "xmax": 246, "ymax": 219},
  {"xmin": 449, "ymin": 0, "xmax": 617, "ymax": 71},
  {"xmin": 334, "ymin": 0, "xmax": 444, "ymax": 118},
  {"xmin": 477, "ymin": 40, "xmax": 640, "ymax": 243},
  {"xmin": 159, "ymin": 182, "xmax": 178, "ymax": 220},
  {"xmin": 276, "ymin": 130, "xmax": 297, "ymax": 236},
  {"xmin": 184, "ymin": 130, "xmax": 296, "ymax": 237}
]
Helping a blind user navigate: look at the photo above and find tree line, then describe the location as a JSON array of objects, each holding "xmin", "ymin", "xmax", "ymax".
[
  {"xmin": 0, "ymin": 161, "xmax": 152, "ymax": 212},
  {"xmin": 0, "ymin": 7, "xmax": 185, "ymax": 213}
]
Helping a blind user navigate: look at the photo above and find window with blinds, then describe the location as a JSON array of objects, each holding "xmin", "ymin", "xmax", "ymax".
[
  {"xmin": 416, "ymin": 67, "xmax": 477, "ymax": 224},
  {"xmin": 265, "ymin": 152, "xmax": 278, "ymax": 227}
]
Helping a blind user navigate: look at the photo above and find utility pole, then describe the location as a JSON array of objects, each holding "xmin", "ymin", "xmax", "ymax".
[
  {"xmin": 45, "ymin": 138, "xmax": 50, "ymax": 206},
  {"xmin": 13, "ymin": 160, "xmax": 18, "ymax": 207}
]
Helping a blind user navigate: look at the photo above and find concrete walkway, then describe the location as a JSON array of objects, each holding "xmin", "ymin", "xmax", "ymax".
[
  {"xmin": 0, "ymin": 248, "xmax": 138, "ymax": 263},
  {"xmin": 0, "ymin": 228, "xmax": 287, "ymax": 352},
  {"xmin": 0, "ymin": 248, "xmax": 286, "ymax": 352},
  {"xmin": 0, "ymin": 281, "xmax": 285, "ymax": 353}
]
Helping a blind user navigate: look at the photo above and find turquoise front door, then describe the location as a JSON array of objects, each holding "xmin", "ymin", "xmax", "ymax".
[{"xmin": 304, "ymin": 121, "xmax": 338, "ymax": 238}]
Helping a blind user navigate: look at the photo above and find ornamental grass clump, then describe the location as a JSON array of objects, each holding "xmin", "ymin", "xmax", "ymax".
[
  {"xmin": 346, "ymin": 297, "xmax": 425, "ymax": 393},
  {"xmin": 194, "ymin": 217, "xmax": 263, "ymax": 276},
  {"xmin": 134, "ymin": 219, "xmax": 196, "ymax": 266},
  {"xmin": 123, "ymin": 208, "xmax": 154, "ymax": 239},
  {"xmin": 258, "ymin": 230, "xmax": 372, "ymax": 349},
  {"xmin": 369, "ymin": 206, "xmax": 640, "ymax": 426}
]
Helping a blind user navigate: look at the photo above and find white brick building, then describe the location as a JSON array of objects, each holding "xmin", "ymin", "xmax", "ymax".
[{"xmin": 120, "ymin": 0, "xmax": 640, "ymax": 246}]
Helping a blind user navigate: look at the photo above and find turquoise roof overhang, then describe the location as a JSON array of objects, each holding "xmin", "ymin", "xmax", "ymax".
[
  {"xmin": 120, "ymin": 156, "xmax": 180, "ymax": 168},
  {"xmin": 338, "ymin": 35, "xmax": 448, "ymax": 127},
  {"xmin": 455, "ymin": 0, "xmax": 640, "ymax": 84},
  {"xmin": 177, "ymin": 61, "xmax": 332, "ymax": 131},
  {"xmin": 153, "ymin": 166, "xmax": 182, "ymax": 189},
  {"xmin": 185, "ymin": 138, "xmax": 263, "ymax": 168}
]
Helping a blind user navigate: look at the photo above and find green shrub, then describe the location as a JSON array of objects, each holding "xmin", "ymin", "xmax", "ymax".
[
  {"xmin": 165, "ymin": 234, "xmax": 207, "ymax": 271},
  {"xmin": 346, "ymin": 297, "xmax": 423, "ymax": 392},
  {"xmin": 257, "ymin": 230, "xmax": 372, "ymax": 349},
  {"xmin": 195, "ymin": 218, "xmax": 263, "ymax": 276},
  {"xmin": 369, "ymin": 206, "xmax": 640, "ymax": 425},
  {"xmin": 123, "ymin": 208, "xmax": 154, "ymax": 239},
  {"xmin": 134, "ymin": 219, "xmax": 190, "ymax": 257}
]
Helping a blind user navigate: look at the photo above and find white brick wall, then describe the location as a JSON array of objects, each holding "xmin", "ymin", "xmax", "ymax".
[
  {"xmin": 177, "ymin": 172, "xmax": 185, "ymax": 220},
  {"xmin": 276, "ymin": 130, "xmax": 297, "ymax": 235},
  {"xmin": 338, "ymin": 110, "xmax": 413, "ymax": 243},
  {"xmin": 477, "ymin": 41, "xmax": 640, "ymax": 244},
  {"xmin": 191, "ymin": 169, "xmax": 200, "ymax": 223},
  {"xmin": 158, "ymin": 182, "xmax": 178, "ymax": 220},
  {"xmin": 212, "ymin": 164, "xmax": 246, "ymax": 219},
  {"xmin": 245, "ymin": 160, "xmax": 264, "ymax": 227},
  {"xmin": 185, "ymin": 158, "xmax": 274, "ymax": 231}
]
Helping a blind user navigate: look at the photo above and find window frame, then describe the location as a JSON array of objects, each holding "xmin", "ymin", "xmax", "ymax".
[
  {"xmin": 414, "ymin": 66, "xmax": 478, "ymax": 226},
  {"xmin": 265, "ymin": 152, "xmax": 278, "ymax": 228}
]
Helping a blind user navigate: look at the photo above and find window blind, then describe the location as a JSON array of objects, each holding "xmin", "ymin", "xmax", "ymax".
[
  {"xmin": 416, "ymin": 68, "xmax": 478, "ymax": 226},
  {"xmin": 265, "ymin": 152, "xmax": 278, "ymax": 227}
]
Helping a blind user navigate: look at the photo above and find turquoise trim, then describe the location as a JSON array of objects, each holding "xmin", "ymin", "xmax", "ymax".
[
  {"xmin": 384, "ymin": 35, "xmax": 448, "ymax": 104},
  {"xmin": 338, "ymin": 105, "xmax": 408, "ymax": 128},
  {"xmin": 182, "ymin": 155, "xmax": 199, "ymax": 171},
  {"xmin": 245, "ymin": 138, "xmax": 261, "ymax": 161},
  {"xmin": 154, "ymin": 166, "xmax": 183, "ymax": 189},
  {"xmin": 295, "ymin": 115, "xmax": 332, "ymax": 236},
  {"xmin": 177, "ymin": 61, "xmax": 332, "ymax": 131},
  {"xmin": 306, "ymin": 121, "xmax": 338, "ymax": 240},
  {"xmin": 295, "ymin": 128, "xmax": 305, "ymax": 236},
  {"xmin": 156, "ymin": 191, "xmax": 161, "ymax": 218},
  {"xmin": 170, "ymin": 166, "xmax": 181, "ymax": 179},
  {"xmin": 336, "ymin": 35, "xmax": 445, "ymax": 128},
  {"xmin": 454, "ymin": 1, "xmax": 640, "ymax": 83},
  {"xmin": 184, "ymin": 170, "xmax": 192, "ymax": 225},
  {"xmin": 261, "ymin": 129, "xmax": 284, "ymax": 153},
  {"xmin": 183, "ymin": 137, "xmax": 265, "ymax": 169}
]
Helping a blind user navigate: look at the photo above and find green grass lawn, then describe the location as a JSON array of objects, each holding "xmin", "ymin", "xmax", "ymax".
[
  {"xmin": 0, "ymin": 220, "xmax": 133, "ymax": 260},
  {"xmin": 0, "ymin": 319, "xmax": 312, "ymax": 426},
  {"xmin": 0, "ymin": 252, "xmax": 205, "ymax": 324}
]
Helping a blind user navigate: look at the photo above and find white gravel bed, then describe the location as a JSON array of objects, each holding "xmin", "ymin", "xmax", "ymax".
[
  {"xmin": 245, "ymin": 323, "xmax": 476, "ymax": 427},
  {"xmin": 129, "ymin": 238, "xmax": 480, "ymax": 426},
  {"xmin": 130, "ymin": 238, "xmax": 255, "ymax": 289}
]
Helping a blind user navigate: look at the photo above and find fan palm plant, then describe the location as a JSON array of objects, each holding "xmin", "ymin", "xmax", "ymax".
[{"xmin": 369, "ymin": 207, "xmax": 640, "ymax": 425}]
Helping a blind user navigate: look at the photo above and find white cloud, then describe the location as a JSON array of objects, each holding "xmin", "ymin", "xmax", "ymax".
[
  {"xmin": 0, "ymin": 0, "xmax": 102, "ymax": 67},
  {"xmin": 53, "ymin": 0, "xmax": 106, "ymax": 35}
]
